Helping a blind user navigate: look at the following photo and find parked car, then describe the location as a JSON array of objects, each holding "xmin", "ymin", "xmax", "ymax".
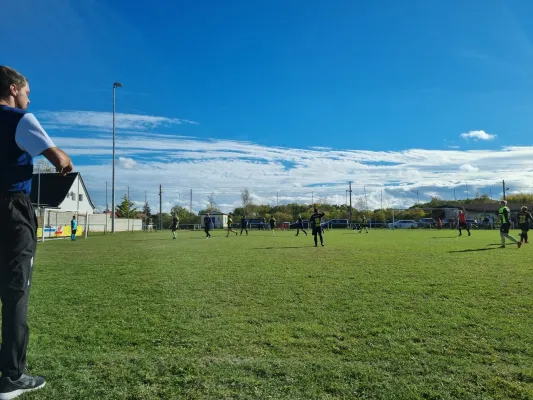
[
  {"xmin": 247, "ymin": 218, "xmax": 267, "ymax": 230},
  {"xmin": 388, "ymin": 220, "xmax": 418, "ymax": 229},
  {"xmin": 418, "ymin": 218, "xmax": 436, "ymax": 228}
]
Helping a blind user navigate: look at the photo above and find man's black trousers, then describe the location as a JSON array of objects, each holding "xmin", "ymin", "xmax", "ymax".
[{"xmin": 0, "ymin": 193, "xmax": 37, "ymax": 379}]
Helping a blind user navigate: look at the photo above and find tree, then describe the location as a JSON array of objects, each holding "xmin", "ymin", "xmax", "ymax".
[
  {"xmin": 241, "ymin": 187, "xmax": 253, "ymax": 214},
  {"xmin": 143, "ymin": 201, "xmax": 151, "ymax": 217},
  {"xmin": 207, "ymin": 193, "xmax": 219, "ymax": 211},
  {"xmin": 116, "ymin": 195, "xmax": 138, "ymax": 218},
  {"xmin": 33, "ymin": 157, "xmax": 55, "ymax": 173},
  {"xmin": 505, "ymin": 193, "xmax": 533, "ymax": 204}
]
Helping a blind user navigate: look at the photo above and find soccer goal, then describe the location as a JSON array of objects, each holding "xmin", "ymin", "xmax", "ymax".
[{"xmin": 37, "ymin": 209, "xmax": 89, "ymax": 242}]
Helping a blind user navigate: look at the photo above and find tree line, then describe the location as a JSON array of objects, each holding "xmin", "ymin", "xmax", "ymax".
[{"xmin": 114, "ymin": 189, "xmax": 533, "ymax": 228}]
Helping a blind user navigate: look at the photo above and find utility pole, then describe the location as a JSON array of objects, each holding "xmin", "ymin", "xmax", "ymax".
[
  {"xmin": 106, "ymin": 181, "xmax": 108, "ymax": 212},
  {"xmin": 159, "ymin": 185, "xmax": 163, "ymax": 230},
  {"xmin": 277, "ymin": 192, "xmax": 279, "ymax": 207},
  {"xmin": 145, "ymin": 190, "xmax": 147, "ymax": 204},
  {"xmin": 127, "ymin": 186, "xmax": 130, "ymax": 232},
  {"xmin": 364, "ymin": 185, "xmax": 368, "ymax": 210},
  {"xmin": 502, "ymin": 180, "xmax": 506, "ymax": 200},
  {"xmin": 348, "ymin": 181, "xmax": 353, "ymax": 225},
  {"xmin": 189, "ymin": 189, "xmax": 192, "ymax": 214},
  {"xmin": 465, "ymin": 182, "xmax": 469, "ymax": 199},
  {"xmin": 490, "ymin": 188, "xmax": 493, "ymax": 202},
  {"xmin": 312, "ymin": 191, "xmax": 314, "ymax": 206},
  {"xmin": 381, "ymin": 190, "xmax": 383, "ymax": 210},
  {"xmin": 416, "ymin": 190, "xmax": 419, "ymax": 205},
  {"xmin": 454, "ymin": 188, "xmax": 456, "ymax": 201}
]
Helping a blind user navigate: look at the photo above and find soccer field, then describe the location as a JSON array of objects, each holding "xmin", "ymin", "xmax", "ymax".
[{"xmin": 28, "ymin": 229, "xmax": 532, "ymax": 399}]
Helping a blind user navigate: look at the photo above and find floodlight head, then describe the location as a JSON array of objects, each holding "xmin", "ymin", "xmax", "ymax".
[{"xmin": 113, "ymin": 82, "xmax": 123, "ymax": 88}]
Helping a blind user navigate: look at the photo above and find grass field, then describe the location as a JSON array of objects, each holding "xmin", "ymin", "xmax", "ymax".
[{"xmin": 23, "ymin": 228, "xmax": 533, "ymax": 399}]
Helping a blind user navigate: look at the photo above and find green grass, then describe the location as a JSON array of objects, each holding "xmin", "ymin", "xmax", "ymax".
[{"xmin": 23, "ymin": 228, "xmax": 533, "ymax": 399}]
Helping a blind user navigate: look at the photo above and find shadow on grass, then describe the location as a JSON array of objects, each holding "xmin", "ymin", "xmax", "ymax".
[
  {"xmin": 432, "ymin": 236, "xmax": 458, "ymax": 239},
  {"xmin": 449, "ymin": 248, "xmax": 499, "ymax": 253},
  {"xmin": 252, "ymin": 246, "xmax": 309, "ymax": 250}
]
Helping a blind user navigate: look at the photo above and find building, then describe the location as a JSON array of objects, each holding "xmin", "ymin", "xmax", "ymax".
[
  {"xmin": 199, "ymin": 211, "xmax": 229, "ymax": 229},
  {"xmin": 30, "ymin": 172, "xmax": 95, "ymax": 214},
  {"xmin": 427, "ymin": 203, "xmax": 533, "ymax": 223}
]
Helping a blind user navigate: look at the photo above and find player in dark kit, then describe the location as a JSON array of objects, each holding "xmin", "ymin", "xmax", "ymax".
[
  {"xmin": 309, "ymin": 208, "xmax": 326, "ymax": 247},
  {"xmin": 517, "ymin": 206, "xmax": 532, "ymax": 244},
  {"xmin": 240, "ymin": 215, "xmax": 248, "ymax": 236},
  {"xmin": 203, "ymin": 214, "xmax": 212, "ymax": 239},
  {"xmin": 295, "ymin": 214, "xmax": 307, "ymax": 236},
  {"xmin": 171, "ymin": 216, "xmax": 178, "ymax": 239},
  {"xmin": 269, "ymin": 216, "xmax": 276, "ymax": 235}
]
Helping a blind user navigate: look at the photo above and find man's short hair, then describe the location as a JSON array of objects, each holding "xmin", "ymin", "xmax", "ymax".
[{"xmin": 0, "ymin": 66, "xmax": 27, "ymax": 99}]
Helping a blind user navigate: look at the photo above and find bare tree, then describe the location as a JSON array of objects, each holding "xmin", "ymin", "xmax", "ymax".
[
  {"xmin": 241, "ymin": 187, "xmax": 252, "ymax": 214},
  {"xmin": 207, "ymin": 192, "xmax": 217, "ymax": 211},
  {"xmin": 33, "ymin": 158, "xmax": 55, "ymax": 173}
]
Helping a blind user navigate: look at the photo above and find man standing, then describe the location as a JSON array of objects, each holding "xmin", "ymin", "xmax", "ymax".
[
  {"xmin": 498, "ymin": 200, "xmax": 521, "ymax": 249},
  {"xmin": 70, "ymin": 215, "xmax": 77, "ymax": 241},
  {"xmin": 295, "ymin": 214, "xmax": 307, "ymax": 237},
  {"xmin": 517, "ymin": 206, "xmax": 532, "ymax": 244},
  {"xmin": 269, "ymin": 216, "xmax": 276, "ymax": 235},
  {"xmin": 457, "ymin": 209, "xmax": 470, "ymax": 237},
  {"xmin": 240, "ymin": 215, "xmax": 248, "ymax": 236},
  {"xmin": 171, "ymin": 215, "xmax": 178, "ymax": 239},
  {"xmin": 309, "ymin": 207, "xmax": 326, "ymax": 247},
  {"xmin": 203, "ymin": 213, "xmax": 212, "ymax": 239},
  {"xmin": 0, "ymin": 66, "xmax": 73, "ymax": 398},
  {"xmin": 359, "ymin": 215, "xmax": 369, "ymax": 233}
]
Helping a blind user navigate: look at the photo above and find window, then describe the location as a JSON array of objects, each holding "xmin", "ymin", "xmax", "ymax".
[
  {"xmin": 71, "ymin": 193, "xmax": 75, "ymax": 201},
  {"xmin": 79, "ymin": 194, "xmax": 84, "ymax": 201}
]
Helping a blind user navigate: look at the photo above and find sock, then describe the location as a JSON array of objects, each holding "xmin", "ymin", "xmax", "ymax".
[
  {"xmin": 526, "ymin": 233, "xmax": 529, "ymax": 242},
  {"xmin": 459, "ymin": 229, "xmax": 462, "ymax": 235},
  {"xmin": 501, "ymin": 233, "xmax": 505, "ymax": 246},
  {"xmin": 505, "ymin": 234, "xmax": 519, "ymax": 244}
]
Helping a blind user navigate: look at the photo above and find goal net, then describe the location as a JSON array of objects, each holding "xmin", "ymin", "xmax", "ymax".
[{"xmin": 37, "ymin": 209, "xmax": 88, "ymax": 242}]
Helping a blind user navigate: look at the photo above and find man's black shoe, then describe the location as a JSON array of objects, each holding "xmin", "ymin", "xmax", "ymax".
[{"xmin": 0, "ymin": 374, "xmax": 46, "ymax": 399}]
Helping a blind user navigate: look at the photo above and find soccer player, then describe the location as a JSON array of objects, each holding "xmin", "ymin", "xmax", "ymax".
[
  {"xmin": 269, "ymin": 216, "xmax": 276, "ymax": 235},
  {"xmin": 359, "ymin": 215, "xmax": 369, "ymax": 233},
  {"xmin": 71, "ymin": 216, "xmax": 77, "ymax": 241},
  {"xmin": 457, "ymin": 208, "xmax": 470, "ymax": 236},
  {"xmin": 1, "ymin": 65, "xmax": 73, "ymax": 398},
  {"xmin": 295, "ymin": 214, "xmax": 307, "ymax": 236},
  {"xmin": 517, "ymin": 206, "xmax": 532, "ymax": 244},
  {"xmin": 226, "ymin": 214, "xmax": 238, "ymax": 237},
  {"xmin": 171, "ymin": 215, "xmax": 178, "ymax": 239},
  {"xmin": 498, "ymin": 200, "xmax": 521, "ymax": 249},
  {"xmin": 309, "ymin": 207, "xmax": 326, "ymax": 247},
  {"xmin": 203, "ymin": 213, "xmax": 212, "ymax": 238},
  {"xmin": 240, "ymin": 215, "xmax": 248, "ymax": 236}
]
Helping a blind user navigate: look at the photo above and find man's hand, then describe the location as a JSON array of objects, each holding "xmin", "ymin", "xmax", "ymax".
[
  {"xmin": 42, "ymin": 147, "xmax": 73, "ymax": 176},
  {"xmin": 57, "ymin": 159, "xmax": 74, "ymax": 176}
]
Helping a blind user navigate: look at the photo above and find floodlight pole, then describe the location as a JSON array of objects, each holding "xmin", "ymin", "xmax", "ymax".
[{"xmin": 111, "ymin": 82, "xmax": 123, "ymax": 233}]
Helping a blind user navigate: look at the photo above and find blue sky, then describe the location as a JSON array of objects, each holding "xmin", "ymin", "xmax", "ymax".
[{"xmin": 3, "ymin": 0, "xmax": 533, "ymax": 211}]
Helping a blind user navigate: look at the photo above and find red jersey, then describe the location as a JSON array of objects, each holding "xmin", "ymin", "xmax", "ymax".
[{"xmin": 458, "ymin": 212, "xmax": 466, "ymax": 223}]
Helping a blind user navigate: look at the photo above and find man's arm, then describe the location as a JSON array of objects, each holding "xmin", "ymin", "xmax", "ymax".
[
  {"xmin": 42, "ymin": 147, "xmax": 73, "ymax": 175},
  {"xmin": 15, "ymin": 113, "xmax": 73, "ymax": 175}
]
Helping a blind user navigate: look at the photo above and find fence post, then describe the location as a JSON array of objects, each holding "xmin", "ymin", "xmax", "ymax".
[{"xmin": 85, "ymin": 212, "xmax": 89, "ymax": 239}]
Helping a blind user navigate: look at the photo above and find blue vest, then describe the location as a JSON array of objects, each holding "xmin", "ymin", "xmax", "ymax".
[{"xmin": 0, "ymin": 105, "xmax": 34, "ymax": 194}]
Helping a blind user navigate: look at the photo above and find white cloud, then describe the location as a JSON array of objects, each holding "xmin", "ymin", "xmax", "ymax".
[
  {"xmin": 460, "ymin": 130, "xmax": 496, "ymax": 140},
  {"xmin": 118, "ymin": 157, "xmax": 137, "ymax": 169},
  {"xmin": 459, "ymin": 164, "xmax": 479, "ymax": 173},
  {"xmin": 40, "ymin": 113, "xmax": 533, "ymax": 213},
  {"xmin": 37, "ymin": 110, "xmax": 197, "ymax": 131}
]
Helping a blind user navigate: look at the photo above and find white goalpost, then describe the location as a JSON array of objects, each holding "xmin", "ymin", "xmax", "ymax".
[{"xmin": 38, "ymin": 208, "xmax": 89, "ymax": 242}]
